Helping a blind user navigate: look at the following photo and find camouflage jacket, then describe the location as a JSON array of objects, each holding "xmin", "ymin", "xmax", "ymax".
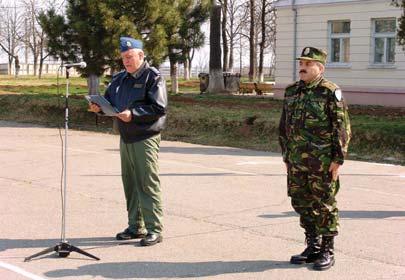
[{"xmin": 278, "ymin": 77, "xmax": 351, "ymax": 167}]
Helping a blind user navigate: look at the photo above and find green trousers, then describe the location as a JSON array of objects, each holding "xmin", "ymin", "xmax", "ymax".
[{"xmin": 120, "ymin": 134, "xmax": 163, "ymax": 234}]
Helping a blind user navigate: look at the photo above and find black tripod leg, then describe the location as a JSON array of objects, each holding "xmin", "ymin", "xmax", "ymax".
[
  {"xmin": 69, "ymin": 244, "xmax": 100, "ymax": 261},
  {"xmin": 24, "ymin": 245, "xmax": 57, "ymax": 262}
]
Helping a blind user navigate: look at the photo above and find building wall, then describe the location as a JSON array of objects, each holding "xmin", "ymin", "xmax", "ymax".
[{"xmin": 275, "ymin": 0, "xmax": 405, "ymax": 106}]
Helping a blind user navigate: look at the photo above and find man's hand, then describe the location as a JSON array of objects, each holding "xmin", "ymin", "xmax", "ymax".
[
  {"xmin": 329, "ymin": 162, "xmax": 341, "ymax": 181},
  {"xmin": 117, "ymin": 109, "xmax": 132, "ymax": 122},
  {"xmin": 88, "ymin": 103, "xmax": 101, "ymax": 113}
]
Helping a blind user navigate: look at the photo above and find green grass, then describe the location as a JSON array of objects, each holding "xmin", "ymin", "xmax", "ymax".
[{"xmin": 0, "ymin": 76, "xmax": 404, "ymax": 165}]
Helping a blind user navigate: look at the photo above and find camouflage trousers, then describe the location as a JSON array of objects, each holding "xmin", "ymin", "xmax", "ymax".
[{"xmin": 287, "ymin": 164, "xmax": 340, "ymax": 236}]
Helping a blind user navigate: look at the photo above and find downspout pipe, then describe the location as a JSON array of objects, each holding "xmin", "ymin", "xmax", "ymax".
[{"xmin": 292, "ymin": 0, "xmax": 297, "ymax": 81}]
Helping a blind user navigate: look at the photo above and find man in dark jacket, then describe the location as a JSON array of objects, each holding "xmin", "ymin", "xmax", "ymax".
[{"xmin": 89, "ymin": 37, "xmax": 167, "ymax": 246}]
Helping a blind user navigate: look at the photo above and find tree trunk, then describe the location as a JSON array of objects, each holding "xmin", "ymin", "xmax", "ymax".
[
  {"xmin": 184, "ymin": 57, "xmax": 190, "ymax": 80},
  {"xmin": 208, "ymin": 3, "xmax": 224, "ymax": 93},
  {"xmin": 258, "ymin": 0, "xmax": 266, "ymax": 82},
  {"xmin": 229, "ymin": 39, "xmax": 234, "ymax": 72},
  {"xmin": 170, "ymin": 59, "xmax": 179, "ymax": 94},
  {"xmin": 249, "ymin": 0, "xmax": 256, "ymax": 82},
  {"xmin": 189, "ymin": 49, "xmax": 195, "ymax": 78},
  {"xmin": 38, "ymin": 63, "xmax": 43, "ymax": 79},
  {"xmin": 87, "ymin": 74, "xmax": 100, "ymax": 95},
  {"xmin": 188, "ymin": 57, "xmax": 192, "ymax": 79},
  {"xmin": 228, "ymin": 5, "xmax": 235, "ymax": 73},
  {"xmin": 38, "ymin": 51, "xmax": 48, "ymax": 79},
  {"xmin": 8, "ymin": 57, "xmax": 13, "ymax": 75},
  {"xmin": 222, "ymin": 0, "xmax": 229, "ymax": 72},
  {"xmin": 14, "ymin": 56, "xmax": 20, "ymax": 78},
  {"xmin": 33, "ymin": 56, "xmax": 38, "ymax": 76}
]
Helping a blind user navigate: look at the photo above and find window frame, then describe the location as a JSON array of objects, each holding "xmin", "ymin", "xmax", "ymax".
[
  {"xmin": 327, "ymin": 20, "xmax": 351, "ymax": 67},
  {"xmin": 371, "ymin": 18, "xmax": 396, "ymax": 65}
]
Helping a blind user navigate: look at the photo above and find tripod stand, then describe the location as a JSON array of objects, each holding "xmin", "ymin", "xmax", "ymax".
[{"xmin": 25, "ymin": 65, "xmax": 99, "ymax": 262}]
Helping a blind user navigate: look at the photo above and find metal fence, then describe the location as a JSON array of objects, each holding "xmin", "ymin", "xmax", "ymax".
[
  {"xmin": 0, "ymin": 63, "xmax": 81, "ymax": 76},
  {"xmin": 0, "ymin": 63, "xmax": 274, "ymax": 79}
]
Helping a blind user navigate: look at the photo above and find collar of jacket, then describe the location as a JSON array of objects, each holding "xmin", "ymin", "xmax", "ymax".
[
  {"xmin": 305, "ymin": 75, "xmax": 323, "ymax": 89},
  {"xmin": 128, "ymin": 61, "xmax": 149, "ymax": 79}
]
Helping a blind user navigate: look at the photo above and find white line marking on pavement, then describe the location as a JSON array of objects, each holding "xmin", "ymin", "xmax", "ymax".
[
  {"xmin": 351, "ymin": 187, "xmax": 405, "ymax": 198},
  {"xmin": 161, "ymin": 159, "xmax": 257, "ymax": 175},
  {"xmin": 0, "ymin": 261, "xmax": 46, "ymax": 280},
  {"xmin": 355, "ymin": 161, "xmax": 402, "ymax": 167},
  {"xmin": 236, "ymin": 161, "xmax": 278, "ymax": 165},
  {"xmin": 40, "ymin": 144, "xmax": 111, "ymax": 155}
]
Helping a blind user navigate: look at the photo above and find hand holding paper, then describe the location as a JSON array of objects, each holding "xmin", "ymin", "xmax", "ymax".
[{"xmin": 85, "ymin": 95, "xmax": 118, "ymax": 116}]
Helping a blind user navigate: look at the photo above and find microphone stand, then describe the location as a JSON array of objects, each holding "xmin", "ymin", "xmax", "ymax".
[{"xmin": 25, "ymin": 66, "xmax": 99, "ymax": 262}]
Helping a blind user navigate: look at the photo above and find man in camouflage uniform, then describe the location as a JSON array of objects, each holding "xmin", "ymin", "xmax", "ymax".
[{"xmin": 279, "ymin": 47, "xmax": 351, "ymax": 270}]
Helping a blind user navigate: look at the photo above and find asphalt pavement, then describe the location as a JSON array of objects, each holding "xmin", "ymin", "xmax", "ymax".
[{"xmin": 0, "ymin": 121, "xmax": 404, "ymax": 280}]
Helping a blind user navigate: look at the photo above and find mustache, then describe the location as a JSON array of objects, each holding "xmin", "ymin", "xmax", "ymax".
[{"xmin": 299, "ymin": 70, "xmax": 307, "ymax": 73}]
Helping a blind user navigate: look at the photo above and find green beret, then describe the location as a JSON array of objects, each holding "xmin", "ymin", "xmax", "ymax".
[{"xmin": 296, "ymin": 47, "xmax": 327, "ymax": 65}]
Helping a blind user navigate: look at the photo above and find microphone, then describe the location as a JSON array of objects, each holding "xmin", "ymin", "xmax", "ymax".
[{"xmin": 63, "ymin": 61, "xmax": 87, "ymax": 68}]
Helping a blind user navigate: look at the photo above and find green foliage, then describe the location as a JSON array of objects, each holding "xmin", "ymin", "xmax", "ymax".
[
  {"xmin": 162, "ymin": 0, "xmax": 210, "ymax": 64},
  {"xmin": 1, "ymin": 92, "xmax": 403, "ymax": 164},
  {"xmin": 104, "ymin": 0, "xmax": 168, "ymax": 66},
  {"xmin": 179, "ymin": 0, "xmax": 210, "ymax": 61},
  {"xmin": 392, "ymin": 0, "xmax": 405, "ymax": 48},
  {"xmin": 1, "ymin": 76, "xmax": 403, "ymax": 165},
  {"xmin": 38, "ymin": 0, "xmax": 209, "ymax": 73},
  {"xmin": 39, "ymin": 0, "xmax": 138, "ymax": 77}
]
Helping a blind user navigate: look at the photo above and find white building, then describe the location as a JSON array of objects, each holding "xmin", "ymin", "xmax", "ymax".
[{"xmin": 274, "ymin": 0, "xmax": 405, "ymax": 106}]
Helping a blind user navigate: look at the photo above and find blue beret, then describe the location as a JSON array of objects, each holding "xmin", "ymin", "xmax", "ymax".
[{"xmin": 120, "ymin": 37, "xmax": 143, "ymax": 52}]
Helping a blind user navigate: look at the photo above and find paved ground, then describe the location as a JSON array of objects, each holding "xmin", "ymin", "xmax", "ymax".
[{"xmin": 0, "ymin": 121, "xmax": 404, "ymax": 280}]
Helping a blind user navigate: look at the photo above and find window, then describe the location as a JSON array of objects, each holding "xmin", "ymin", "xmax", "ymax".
[
  {"xmin": 328, "ymin": 21, "xmax": 350, "ymax": 64},
  {"xmin": 372, "ymin": 18, "xmax": 396, "ymax": 64}
]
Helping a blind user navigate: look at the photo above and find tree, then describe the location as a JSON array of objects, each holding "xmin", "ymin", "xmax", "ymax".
[
  {"xmin": 219, "ymin": 0, "xmax": 229, "ymax": 71},
  {"xmin": 248, "ymin": 0, "xmax": 256, "ymax": 82},
  {"xmin": 163, "ymin": 2, "xmax": 183, "ymax": 93},
  {"xmin": 0, "ymin": 3, "xmax": 23, "ymax": 75},
  {"xmin": 156, "ymin": 0, "xmax": 209, "ymax": 92},
  {"xmin": 39, "ymin": 0, "xmax": 139, "ymax": 94},
  {"xmin": 392, "ymin": 0, "xmax": 405, "ymax": 48},
  {"xmin": 21, "ymin": 0, "xmax": 49, "ymax": 77},
  {"xmin": 208, "ymin": 1, "xmax": 225, "ymax": 93},
  {"xmin": 224, "ymin": 0, "xmax": 248, "ymax": 72},
  {"xmin": 257, "ymin": 0, "xmax": 276, "ymax": 82},
  {"xmin": 107, "ymin": 0, "xmax": 168, "ymax": 66},
  {"xmin": 179, "ymin": 0, "xmax": 210, "ymax": 80},
  {"xmin": 236, "ymin": 0, "xmax": 275, "ymax": 81}
]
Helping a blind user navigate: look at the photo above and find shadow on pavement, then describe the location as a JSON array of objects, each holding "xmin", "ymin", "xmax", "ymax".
[
  {"xmin": 259, "ymin": 210, "xmax": 405, "ymax": 219},
  {"xmin": 0, "ymin": 237, "xmax": 118, "ymax": 254},
  {"xmin": 160, "ymin": 173, "xmax": 286, "ymax": 177},
  {"xmin": 0, "ymin": 121, "xmax": 45, "ymax": 128},
  {"xmin": 159, "ymin": 146, "xmax": 275, "ymax": 157},
  {"xmin": 80, "ymin": 172, "xmax": 286, "ymax": 177},
  {"xmin": 44, "ymin": 260, "xmax": 299, "ymax": 278},
  {"xmin": 80, "ymin": 172, "xmax": 400, "ymax": 178}
]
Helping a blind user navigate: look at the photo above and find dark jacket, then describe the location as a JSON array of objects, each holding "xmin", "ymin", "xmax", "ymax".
[{"xmin": 105, "ymin": 62, "xmax": 168, "ymax": 143}]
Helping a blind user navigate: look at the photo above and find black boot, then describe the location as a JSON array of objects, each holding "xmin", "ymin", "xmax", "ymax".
[
  {"xmin": 313, "ymin": 236, "xmax": 335, "ymax": 270},
  {"xmin": 290, "ymin": 232, "xmax": 321, "ymax": 264}
]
